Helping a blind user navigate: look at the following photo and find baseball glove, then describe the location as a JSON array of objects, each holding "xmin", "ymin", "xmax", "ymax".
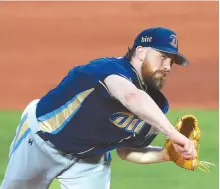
[{"xmin": 164, "ymin": 115, "xmax": 214, "ymax": 172}]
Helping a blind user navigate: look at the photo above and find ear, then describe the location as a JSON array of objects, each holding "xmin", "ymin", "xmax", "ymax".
[{"xmin": 135, "ymin": 46, "xmax": 145, "ymax": 62}]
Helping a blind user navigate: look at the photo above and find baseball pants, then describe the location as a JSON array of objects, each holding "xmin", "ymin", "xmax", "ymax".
[{"xmin": 0, "ymin": 100, "xmax": 111, "ymax": 189}]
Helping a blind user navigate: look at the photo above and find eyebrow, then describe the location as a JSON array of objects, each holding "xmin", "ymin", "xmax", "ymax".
[{"xmin": 161, "ymin": 52, "xmax": 177, "ymax": 62}]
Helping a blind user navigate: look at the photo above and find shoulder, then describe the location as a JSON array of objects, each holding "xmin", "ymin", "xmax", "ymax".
[
  {"xmin": 83, "ymin": 57, "xmax": 129, "ymax": 72},
  {"xmin": 75, "ymin": 57, "xmax": 133, "ymax": 81}
]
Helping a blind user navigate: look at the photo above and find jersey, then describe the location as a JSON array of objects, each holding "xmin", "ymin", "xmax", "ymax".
[{"xmin": 35, "ymin": 56, "xmax": 169, "ymax": 158}]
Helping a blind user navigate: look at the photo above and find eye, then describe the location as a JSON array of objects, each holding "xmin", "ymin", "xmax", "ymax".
[
  {"xmin": 170, "ymin": 57, "xmax": 177, "ymax": 66},
  {"xmin": 160, "ymin": 54, "xmax": 167, "ymax": 60}
]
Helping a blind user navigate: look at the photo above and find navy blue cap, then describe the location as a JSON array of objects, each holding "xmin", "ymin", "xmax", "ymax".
[{"xmin": 133, "ymin": 27, "xmax": 189, "ymax": 66}]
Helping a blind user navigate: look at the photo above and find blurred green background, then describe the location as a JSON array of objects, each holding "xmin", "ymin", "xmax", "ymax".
[{"xmin": 0, "ymin": 109, "xmax": 218, "ymax": 189}]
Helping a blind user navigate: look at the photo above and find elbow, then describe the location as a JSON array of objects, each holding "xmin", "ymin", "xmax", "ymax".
[
  {"xmin": 117, "ymin": 148, "xmax": 129, "ymax": 160},
  {"xmin": 123, "ymin": 89, "xmax": 141, "ymax": 107},
  {"xmin": 124, "ymin": 90, "xmax": 139, "ymax": 102},
  {"xmin": 118, "ymin": 155, "xmax": 126, "ymax": 160}
]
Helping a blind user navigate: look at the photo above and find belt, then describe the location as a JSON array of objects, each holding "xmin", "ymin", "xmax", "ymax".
[{"xmin": 37, "ymin": 131, "xmax": 111, "ymax": 161}]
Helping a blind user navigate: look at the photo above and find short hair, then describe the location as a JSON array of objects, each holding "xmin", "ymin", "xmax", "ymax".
[{"xmin": 125, "ymin": 46, "xmax": 136, "ymax": 61}]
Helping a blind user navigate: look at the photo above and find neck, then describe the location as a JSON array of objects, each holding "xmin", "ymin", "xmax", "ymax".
[{"xmin": 130, "ymin": 56, "xmax": 144, "ymax": 84}]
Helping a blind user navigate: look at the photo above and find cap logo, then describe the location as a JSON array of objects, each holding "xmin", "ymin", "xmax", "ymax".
[
  {"xmin": 141, "ymin": 36, "xmax": 152, "ymax": 43},
  {"xmin": 169, "ymin": 34, "xmax": 178, "ymax": 48}
]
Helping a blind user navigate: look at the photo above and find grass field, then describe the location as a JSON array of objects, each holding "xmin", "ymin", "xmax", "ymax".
[{"xmin": 0, "ymin": 109, "xmax": 218, "ymax": 189}]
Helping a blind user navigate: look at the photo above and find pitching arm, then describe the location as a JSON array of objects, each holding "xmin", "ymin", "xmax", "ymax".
[
  {"xmin": 104, "ymin": 75, "xmax": 183, "ymax": 143},
  {"xmin": 117, "ymin": 146, "xmax": 170, "ymax": 164}
]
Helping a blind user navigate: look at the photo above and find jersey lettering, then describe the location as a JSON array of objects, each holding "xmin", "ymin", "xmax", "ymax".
[{"xmin": 110, "ymin": 112, "xmax": 146, "ymax": 134}]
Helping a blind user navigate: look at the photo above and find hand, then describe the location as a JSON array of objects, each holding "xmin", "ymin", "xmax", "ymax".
[
  {"xmin": 167, "ymin": 127, "xmax": 196, "ymax": 160},
  {"xmin": 172, "ymin": 136, "xmax": 196, "ymax": 160}
]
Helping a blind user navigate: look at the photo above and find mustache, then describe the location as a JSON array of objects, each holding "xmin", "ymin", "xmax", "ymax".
[
  {"xmin": 154, "ymin": 69, "xmax": 168, "ymax": 76},
  {"xmin": 141, "ymin": 64, "xmax": 167, "ymax": 90}
]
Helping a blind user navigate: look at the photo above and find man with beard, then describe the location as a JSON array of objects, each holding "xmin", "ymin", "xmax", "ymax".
[{"xmin": 1, "ymin": 27, "xmax": 195, "ymax": 189}]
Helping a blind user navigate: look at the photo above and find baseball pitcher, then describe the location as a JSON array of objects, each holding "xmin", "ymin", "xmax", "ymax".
[{"xmin": 1, "ymin": 27, "xmax": 211, "ymax": 189}]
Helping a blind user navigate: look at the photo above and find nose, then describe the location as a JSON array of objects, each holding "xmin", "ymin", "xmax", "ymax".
[
  {"xmin": 163, "ymin": 59, "xmax": 172, "ymax": 72},
  {"xmin": 163, "ymin": 64, "xmax": 171, "ymax": 73},
  {"xmin": 163, "ymin": 66, "xmax": 171, "ymax": 72}
]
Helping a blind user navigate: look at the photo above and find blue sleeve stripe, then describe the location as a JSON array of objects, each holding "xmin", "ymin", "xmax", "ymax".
[
  {"xmin": 38, "ymin": 90, "xmax": 90, "ymax": 122},
  {"xmin": 50, "ymin": 105, "xmax": 81, "ymax": 134},
  {"xmin": 13, "ymin": 113, "xmax": 28, "ymax": 147},
  {"xmin": 38, "ymin": 88, "xmax": 94, "ymax": 133},
  {"xmin": 9, "ymin": 128, "xmax": 31, "ymax": 160}
]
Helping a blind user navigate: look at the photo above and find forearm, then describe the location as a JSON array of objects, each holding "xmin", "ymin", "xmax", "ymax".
[
  {"xmin": 117, "ymin": 146, "xmax": 170, "ymax": 164},
  {"xmin": 122, "ymin": 89, "xmax": 179, "ymax": 140}
]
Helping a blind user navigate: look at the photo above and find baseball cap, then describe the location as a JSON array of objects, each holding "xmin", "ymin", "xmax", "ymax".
[{"xmin": 133, "ymin": 27, "xmax": 189, "ymax": 66}]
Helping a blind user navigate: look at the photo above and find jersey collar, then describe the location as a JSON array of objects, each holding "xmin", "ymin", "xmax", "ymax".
[{"xmin": 122, "ymin": 56, "xmax": 147, "ymax": 91}]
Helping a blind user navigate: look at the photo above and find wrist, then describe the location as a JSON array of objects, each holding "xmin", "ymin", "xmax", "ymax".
[{"xmin": 169, "ymin": 128, "xmax": 184, "ymax": 143}]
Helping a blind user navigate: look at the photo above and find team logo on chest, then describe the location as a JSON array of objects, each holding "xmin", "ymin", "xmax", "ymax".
[{"xmin": 109, "ymin": 112, "xmax": 146, "ymax": 134}]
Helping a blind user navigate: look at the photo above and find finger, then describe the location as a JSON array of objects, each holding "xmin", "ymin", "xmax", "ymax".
[
  {"xmin": 187, "ymin": 141, "xmax": 193, "ymax": 155},
  {"xmin": 183, "ymin": 140, "xmax": 190, "ymax": 152},
  {"xmin": 181, "ymin": 147, "xmax": 196, "ymax": 160},
  {"xmin": 173, "ymin": 144, "xmax": 186, "ymax": 153},
  {"xmin": 188, "ymin": 141, "xmax": 196, "ymax": 157},
  {"xmin": 181, "ymin": 151, "xmax": 194, "ymax": 159}
]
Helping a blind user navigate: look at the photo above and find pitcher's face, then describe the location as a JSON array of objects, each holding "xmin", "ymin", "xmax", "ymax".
[{"xmin": 141, "ymin": 48, "xmax": 175, "ymax": 89}]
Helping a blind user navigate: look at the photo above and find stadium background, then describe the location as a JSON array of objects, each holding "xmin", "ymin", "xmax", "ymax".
[{"xmin": 0, "ymin": 2, "xmax": 218, "ymax": 189}]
